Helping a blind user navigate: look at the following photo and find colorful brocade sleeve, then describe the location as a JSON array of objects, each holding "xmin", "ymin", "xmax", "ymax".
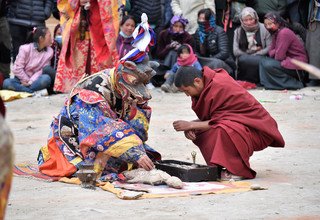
[
  {"xmin": 123, "ymin": 104, "xmax": 151, "ymax": 142},
  {"xmin": 71, "ymin": 96, "xmax": 145, "ymax": 161}
]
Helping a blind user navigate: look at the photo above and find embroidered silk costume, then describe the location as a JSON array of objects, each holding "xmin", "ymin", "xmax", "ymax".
[{"xmin": 54, "ymin": 0, "xmax": 122, "ymax": 93}]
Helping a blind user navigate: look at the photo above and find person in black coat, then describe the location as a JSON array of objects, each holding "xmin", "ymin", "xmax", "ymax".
[
  {"xmin": 129, "ymin": 0, "xmax": 162, "ymax": 33},
  {"xmin": 156, "ymin": 15, "xmax": 194, "ymax": 69},
  {"xmin": 6, "ymin": 0, "xmax": 53, "ymax": 62},
  {"xmin": 194, "ymin": 8, "xmax": 236, "ymax": 78},
  {"xmin": 0, "ymin": 0, "xmax": 11, "ymax": 83}
]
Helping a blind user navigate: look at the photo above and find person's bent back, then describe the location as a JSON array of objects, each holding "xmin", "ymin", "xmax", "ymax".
[{"xmin": 173, "ymin": 66, "xmax": 285, "ymax": 180}]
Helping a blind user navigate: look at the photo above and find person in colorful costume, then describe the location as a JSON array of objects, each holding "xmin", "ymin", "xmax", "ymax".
[
  {"xmin": 54, "ymin": 0, "xmax": 123, "ymax": 93},
  {"xmin": 38, "ymin": 13, "xmax": 160, "ymax": 180},
  {"xmin": 0, "ymin": 97, "xmax": 14, "ymax": 219}
]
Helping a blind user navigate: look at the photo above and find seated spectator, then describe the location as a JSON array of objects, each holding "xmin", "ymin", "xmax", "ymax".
[
  {"xmin": 150, "ymin": 15, "xmax": 194, "ymax": 87},
  {"xmin": 2, "ymin": 27, "xmax": 53, "ymax": 94},
  {"xmin": 116, "ymin": 15, "xmax": 136, "ymax": 59},
  {"xmin": 301, "ymin": 0, "xmax": 320, "ymax": 86},
  {"xmin": 259, "ymin": 12, "xmax": 308, "ymax": 90},
  {"xmin": 156, "ymin": 15, "xmax": 194, "ymax": 70},
  {"xmin": 194, "ymin": 8, "xmax": 236, "ymax": 78},
  {"xmin": 216, "ymin": 0, "xmax": 256, "ymax": 56},
  {"xmin": 44, "ymin": 24, "xmax": 62, "ymax": 95},
  {"xmin": 51, "ymin": 24, "xmax": 62, "ymax": 71},
  {"xmin": 233, "ymin": 7, "xmax": 271, "ymax": 84},
  {"xmin": 161, "ymin": 44, "xmax": 202, "ymax": 93}
]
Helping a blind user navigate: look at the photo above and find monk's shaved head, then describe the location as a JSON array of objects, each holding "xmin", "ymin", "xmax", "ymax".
[{"xmin": 174, "ymin": 66, "xmax": 203, "ymax": 88}]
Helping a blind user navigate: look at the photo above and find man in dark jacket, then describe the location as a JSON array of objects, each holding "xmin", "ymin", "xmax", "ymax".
[
  {"xmin": 6, "ymin": 0, "xmax": 53, "ymax": 62},
  {"xmin": 253, "ymin": 0, "xmax": 287, "ymax": 23},
  {"xmin": 0, "ymin": 0, "xmax": 11, "ymax": 85},
  {"xmin": 129, "ymin": 0, "xmax": 162, "ymax": 59},
  {"xmin": 194, "ymin": 8, "xmax": 236, "ymax": 78},
  {"xmin": 129, "ymin": 0, "xmax": 162, "ymax": 28}
]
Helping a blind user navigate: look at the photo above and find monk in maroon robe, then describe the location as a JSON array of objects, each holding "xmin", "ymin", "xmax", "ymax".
[{"xmin": 173, "ymin": 66, "xmax": 285, "ymax": 180}]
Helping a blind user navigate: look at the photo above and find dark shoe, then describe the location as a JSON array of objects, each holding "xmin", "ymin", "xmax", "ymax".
[{"xmin": 307, "ymin": 79, "xmax": 320, "ymax": 87}]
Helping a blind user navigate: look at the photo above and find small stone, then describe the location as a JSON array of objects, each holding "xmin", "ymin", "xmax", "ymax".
[{"xmin": 251, "ymin": 184, "xmax": 263, "ymax": 190}]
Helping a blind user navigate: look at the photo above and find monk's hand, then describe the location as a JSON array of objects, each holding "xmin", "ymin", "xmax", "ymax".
[
  {"xmin": 184, "ymin": 130, "xmax": 196, "ymax": 141},
  {"xmin": 137, "ymin": 155, "xmax": 154, "ymax": 171},
  {"xmin": 173, "ymin": 120, "xmax": 192, "ymax": 131}
]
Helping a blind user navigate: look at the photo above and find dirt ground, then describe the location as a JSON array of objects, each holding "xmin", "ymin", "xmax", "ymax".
[{"xmin": 3, "ymin": 85, "xmax": 320, "ymax": 220}]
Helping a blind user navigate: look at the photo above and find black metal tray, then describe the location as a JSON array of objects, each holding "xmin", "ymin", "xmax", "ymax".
[{"xmin": 155, "ymin": 160, "xmax": 218, "ymax": 182}]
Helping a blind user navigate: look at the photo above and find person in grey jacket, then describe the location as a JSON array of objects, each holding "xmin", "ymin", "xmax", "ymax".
[
  {"xmin": 6, "ymin": 0, "xmax": 53, "ymax": 62},
  {"xmin": 233, "ymin": 7, "xmax": 271, "ymax": 84},
  {"xmin": 171, "ymin": 0, "xmax": 215, "ymax": 35}
]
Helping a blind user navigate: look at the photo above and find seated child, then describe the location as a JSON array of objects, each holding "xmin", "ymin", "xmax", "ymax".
[
  {"xmin": 161, "ymin": 44, "xmax": 202, "ymax": 93},
  {"xmin": 3, "ymin": 26, "xmax": 53, "ymax": 94}
]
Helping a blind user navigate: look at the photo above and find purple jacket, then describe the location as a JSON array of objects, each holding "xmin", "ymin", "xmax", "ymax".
[
  {"xmin": 116, "ymin": 35, "xmax": 134, "ymax": 59},
  {"xmin": 156, "ymin": 29, "xmax": 195, "ymax": 60},
  {"xmin": 13, "ymin": 43, "xmax": 53, "ymax": 84},
  {"xmin": 268, "ymin": 27, "xmax": 308, "ymax": 70}
]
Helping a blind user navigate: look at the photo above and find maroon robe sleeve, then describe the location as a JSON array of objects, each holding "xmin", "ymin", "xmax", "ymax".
[
  {"xmin": 190, "ymin": 67, "xmax": 284, "ymax": 178},
  {"xmin": 192, "ymin": 67, "xmax": 285, "ymax": 148}
]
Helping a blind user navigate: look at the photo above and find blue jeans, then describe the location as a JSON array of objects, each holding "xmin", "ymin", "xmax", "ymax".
[
  {"xmin": 3, "ymin": 74, "xmax": 51, "ymax": 93},
  {"xmin": 163, "ymin": 0, "xmax": 173, "ymax": 28}
]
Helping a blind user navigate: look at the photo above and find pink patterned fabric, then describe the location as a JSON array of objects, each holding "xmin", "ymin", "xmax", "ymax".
[{"xmin": 54, "ymin": 0, "xmax": 120, "ymax": 93}]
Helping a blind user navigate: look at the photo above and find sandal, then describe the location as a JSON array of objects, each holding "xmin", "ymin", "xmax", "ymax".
[{"xmin": 220, "ymin": 169, "xmax": 244, "ymax": 181}]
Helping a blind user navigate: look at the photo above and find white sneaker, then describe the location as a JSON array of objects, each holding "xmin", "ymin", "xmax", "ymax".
[
  {"xmin": 146, "ymin": 83, "xmax": 155, "ymax": 90},
  {"xmin": 161, "ymin": 83, "xmax": 171, "ymax": 92},
  {"xmin": 220, "ymin": 169, "xmax": 244, "ymax": 181},
  {"xmin": 33, "ymin": 89, "xmax": 48, "ymax": 97}
]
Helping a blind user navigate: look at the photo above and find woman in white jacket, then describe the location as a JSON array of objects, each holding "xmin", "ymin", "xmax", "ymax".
[{"xmin": 171, "ymin": 0, "xmax": 215, "ymax": 34}]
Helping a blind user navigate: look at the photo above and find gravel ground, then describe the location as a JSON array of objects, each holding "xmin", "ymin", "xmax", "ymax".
[{"xmin": 3, "ymin": 86, "xmax": 320, "ymax": 220}]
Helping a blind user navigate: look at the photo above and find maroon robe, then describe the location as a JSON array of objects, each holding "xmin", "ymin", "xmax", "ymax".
[
  {"xmin": 192, "ymin": 67, "xmax": 285, "ymax": 179},
  {"xmin": 0, "ymin": 97, "xmax": 5, "ymax": 117}
]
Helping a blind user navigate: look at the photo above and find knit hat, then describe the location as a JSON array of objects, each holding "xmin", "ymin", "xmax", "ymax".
[{"xmin": 170, "ymin": 15, "xmax": 188, "ymax": 27}]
